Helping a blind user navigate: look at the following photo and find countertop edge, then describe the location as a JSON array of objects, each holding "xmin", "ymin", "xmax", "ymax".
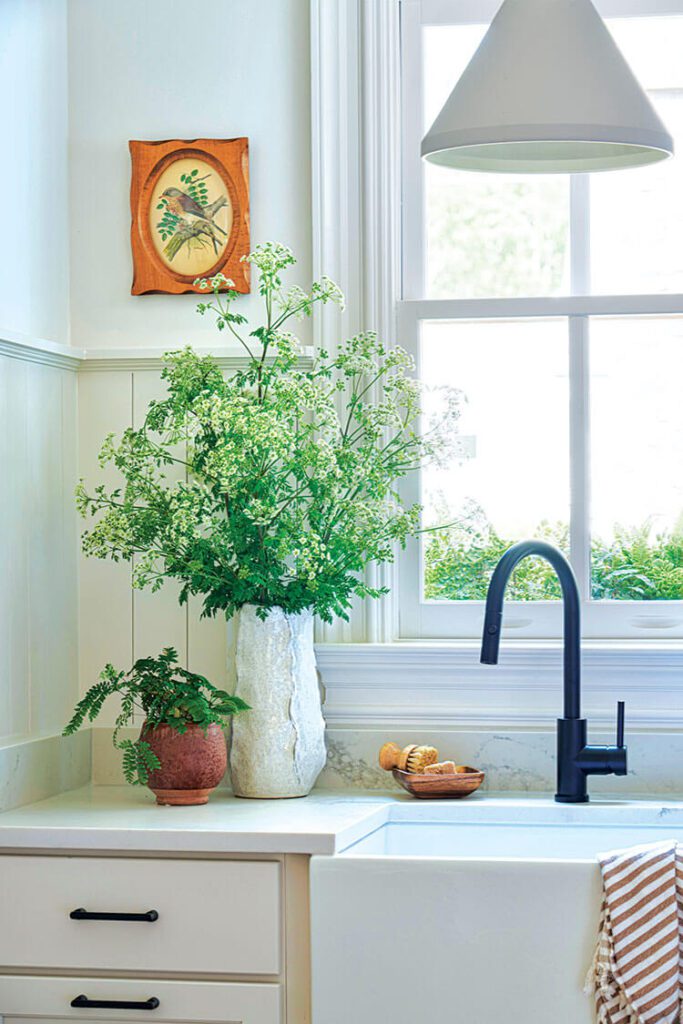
[{"xmin": 0, "ymin": 788, "xmax": 395, "ymax": 857}]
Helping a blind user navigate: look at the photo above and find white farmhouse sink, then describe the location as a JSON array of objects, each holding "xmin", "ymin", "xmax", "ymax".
[
  {"xmin": 311, "ymin": 795, "xmax": 683, "ymax": 1024},
  {"xmin": 340, "ymin": 795, "xmax": 683, "ymax": 860}
]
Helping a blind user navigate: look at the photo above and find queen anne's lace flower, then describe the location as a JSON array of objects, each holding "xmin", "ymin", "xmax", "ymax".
[{"xmin": 76, "ymin": 245, "xmax": 460, "ymax": 622}]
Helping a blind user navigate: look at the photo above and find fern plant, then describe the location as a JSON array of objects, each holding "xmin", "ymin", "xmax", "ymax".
[{"xmin": 63, "ymin": 648, "xmax": 250, "ymax": 785}]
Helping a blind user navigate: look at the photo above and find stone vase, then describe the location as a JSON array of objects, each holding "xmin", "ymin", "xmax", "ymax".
[
  {"xmin": 141, "ymin": 721, "xmax": 227, "ymax": 806},
  {"xmin": 230, "ymin": 605, "xmax": 326, "ymax": 799}
]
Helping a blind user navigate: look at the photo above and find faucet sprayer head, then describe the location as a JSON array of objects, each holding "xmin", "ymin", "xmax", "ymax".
[{"xmin": 480, "ymin": 611, "xmax": 502, "ymax": 664}]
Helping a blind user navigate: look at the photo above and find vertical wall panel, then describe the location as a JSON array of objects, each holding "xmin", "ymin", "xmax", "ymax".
[
  {"xmin": 188, "ymin": 601, "xmax": 229, "ymax": 690},
  {"xmin": 78, "ymin": 366, "xmax": 232, "ymax": 715},
  {"xmin": 77, "ymin": 372, "xmax": 134, "ymax": 724},
  {"xmin": 58, "ymin": 368, "xmax": 80, "ymax": 721},
  {"xmin": 131, "ymin": 371, "xmax": 187, "ymax": 668},
  {"xmin": 28, "ymin": 365, "xmax": 78, "ymax": 734},
  {"xmin": 0, "ymin": 357, "xmax": 30, "ymax": 739},
  {"xmin": 0, "ymin": 355, "xmax": 79, "ymax": 742}
]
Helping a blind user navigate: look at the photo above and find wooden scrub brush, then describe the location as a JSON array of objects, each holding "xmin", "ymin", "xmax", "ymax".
[{"xmin": 379, "ymin": 742, "xmax": 439, "ymax": 774}]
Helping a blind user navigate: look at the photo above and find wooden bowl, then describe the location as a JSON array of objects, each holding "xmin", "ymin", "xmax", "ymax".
[{"xmin": 392, "ymin": 767, "xmax": 485, "ymax": 799}]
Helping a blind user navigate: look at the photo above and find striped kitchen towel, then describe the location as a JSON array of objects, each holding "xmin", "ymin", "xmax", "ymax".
[{"xmin": 585, "ymin": 840, "xmax": 683, "ymax": 1023}]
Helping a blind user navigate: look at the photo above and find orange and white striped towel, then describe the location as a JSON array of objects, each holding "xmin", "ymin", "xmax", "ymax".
[{"xmin": 585, "ymin": 840, "xmax": 683, "ymax": 1023}]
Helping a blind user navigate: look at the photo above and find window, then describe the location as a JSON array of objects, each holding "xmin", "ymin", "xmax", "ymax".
[{"xmin": 399, "ymin": 0, "xmax": 683, "ymax": 639}]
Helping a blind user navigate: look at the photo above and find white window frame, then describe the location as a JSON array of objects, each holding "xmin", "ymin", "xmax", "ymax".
[
  {"xmin": 310, "ymin": 0, "xmax": 683, "ymax": 729},
  {"xmin": 398, "ymin": 0, "xmax": 683, "ymax": 641}
]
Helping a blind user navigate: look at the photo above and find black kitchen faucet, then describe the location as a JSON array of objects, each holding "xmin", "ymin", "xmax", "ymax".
[{"xmin": 480, "ymin": 540, "xmax": 627, "ymax": 803}]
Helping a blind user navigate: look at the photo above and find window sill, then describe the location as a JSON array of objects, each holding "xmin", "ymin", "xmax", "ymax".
[{"xmin": 315, "ymin": 640, "xmax": 683, "ymax": 730}]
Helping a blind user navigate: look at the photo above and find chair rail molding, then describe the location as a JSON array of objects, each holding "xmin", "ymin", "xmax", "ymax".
[
  {"xmin": 311, "ymin": 0, "xmax": 402, "ymax": 643},
  {"xmin": 0, "ymin": 332, "xmax": 303, "ymax": 374},
  {"xmin": 0, "ymin": 331, "xmax": 82, "ymax": 371},
  {"xmin": 77, "ymin": 346, "xmax": 315, "ymax": 373}
]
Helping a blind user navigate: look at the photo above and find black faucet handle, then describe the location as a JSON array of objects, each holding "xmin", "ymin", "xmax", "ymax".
[{"xmin": 616, "ymin": 700, "xmax": 625, "ymax": 748}]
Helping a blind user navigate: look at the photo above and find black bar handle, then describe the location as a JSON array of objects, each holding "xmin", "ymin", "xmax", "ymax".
[
  {"xmin": 617, "ymin": 700, "xmax": 625, "ymax": 748},
  {"xmin": 71, "ymin": 995, "xmax": 160, "ymax": 1010},
  {"xmin": 70, "ymin": 907, "xmax": 159, "ymax": 922}
]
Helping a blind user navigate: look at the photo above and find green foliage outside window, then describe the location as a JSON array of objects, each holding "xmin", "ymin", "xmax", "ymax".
[
  {"xmin": 427, "ymin": 179, "xmax": 568, "ymax": 299},
  {"xmin": 424, "ymin": 505, "xmax": 683, "ymax": 602}
]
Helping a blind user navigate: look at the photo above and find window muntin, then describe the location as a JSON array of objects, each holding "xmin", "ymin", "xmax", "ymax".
[{"xmin": 400, "ymin": 1, "xmax": 683, "ymax": 639}]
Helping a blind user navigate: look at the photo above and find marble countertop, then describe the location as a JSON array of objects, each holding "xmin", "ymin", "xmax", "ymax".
[
  {"xmin": 0, "ymin": 786, "xmax": 395, "ymax": 855},
  {"xmin": 3, "ymin": 786, "xmax": 683, "ymax": 857}
]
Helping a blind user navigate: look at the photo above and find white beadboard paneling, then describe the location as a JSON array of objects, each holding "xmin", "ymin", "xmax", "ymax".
[
  {"xmin": 60, "ymin": 367, "xmax": 80, "ymax": 694},
  {"xmin": 188, "ymin": 604, "xmax": 230, "ymax": 691},
  {"xmin": 77, "ymin": 372, "xmax": 133, "ymax": 723},
  {"xmin": 0, "ymin": 357, "xmax": 30, "ymax": 739},
  {"xmin": 132, "ymin": 371, "xmax": 187, "ymax": 667},
  {"xmin": 27, "ymin": 365, "xmax": 79, "ymax": 734},
  {"xmin": 0, "ymin": 355, "xmax": 79, "ymax": 743},
  {"xmin": 78, "ymin": 367, "xmax": 231, "ymax": 713}
]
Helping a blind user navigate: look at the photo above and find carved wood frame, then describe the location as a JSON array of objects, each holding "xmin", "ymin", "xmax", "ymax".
[{"xmin": 129, "ymin": 137, "xmax": 250, "ymax": 295}]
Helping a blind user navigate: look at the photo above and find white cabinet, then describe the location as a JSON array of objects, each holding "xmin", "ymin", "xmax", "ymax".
[
  {"xmin": 0, "ymin": 974, "xmax": 280, "ymax": 1023},
  {"xmin": 0, "ymin": 855, "xmax": 280, "ymax": 975},
  {"xmin": 0, "ymin": 852, "xmax": 310, "ymax": 1024}
]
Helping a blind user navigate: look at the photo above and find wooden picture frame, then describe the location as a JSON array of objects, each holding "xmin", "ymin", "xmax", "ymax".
[{"xmin": 129, "ymin": 138, "xmax": 250, "ymax": 295}]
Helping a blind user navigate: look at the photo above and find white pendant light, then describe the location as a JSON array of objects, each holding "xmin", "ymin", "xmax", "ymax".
[{"xmin": 422, "ymin": 0, "xmax": 674, "ymax": 174}]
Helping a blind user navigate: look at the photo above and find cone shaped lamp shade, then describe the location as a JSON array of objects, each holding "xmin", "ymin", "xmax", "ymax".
[{"xmin": 422, "ymin": 0, "xmax": 674, "ymax": 174}]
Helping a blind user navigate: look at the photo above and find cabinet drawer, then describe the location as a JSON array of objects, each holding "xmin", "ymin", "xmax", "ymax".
[
  {"xmin": 0, "ymin": 975, "xmax": 280, "ymax": 1023},
  {"xmin": 0, "ymin": 855, "xmax": 280, "ymax": 975}
]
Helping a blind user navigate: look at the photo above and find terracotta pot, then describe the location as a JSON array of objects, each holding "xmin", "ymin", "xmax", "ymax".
[{"xmin": 141, "ymin": 722, "xmax": 227, "ymax": 806}]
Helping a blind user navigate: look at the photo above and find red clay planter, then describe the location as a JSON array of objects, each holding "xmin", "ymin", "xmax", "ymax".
[{"xmin": 141, "ymin": 722, "xmax": 227, "ymax": 805}]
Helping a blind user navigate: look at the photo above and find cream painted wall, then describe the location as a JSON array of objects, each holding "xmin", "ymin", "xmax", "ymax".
[
  {"xmin": 68, "ymin": 0, "xmax": 313, "ymax": 350},
  {"xmin": 0, "ymin": 0, "xmax": 314, "ymax": 756},
  {"xmin": 0, "ymin": 1, "xmax": 79, "ymax": 751},
  {"xmin": 78, "ymin": 367, "xmax": 231, "ymax": 721},
  {"xmin": 72, "ymin": 0, "xmax": 314, "ymax": 701},
  {"xmin": 0, "ymin": 0, "xmax": 70, "ymax": 344}
]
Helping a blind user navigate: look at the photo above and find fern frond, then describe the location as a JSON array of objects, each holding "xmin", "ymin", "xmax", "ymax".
[{"xmin": 117, "ymin": 739, "xmax": 161, "ymax": 786}]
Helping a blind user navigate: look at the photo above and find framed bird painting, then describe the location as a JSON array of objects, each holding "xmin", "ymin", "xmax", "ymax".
[{"xmin": 129, "ymin": 138, "xmax": 250, "ymax": 295}]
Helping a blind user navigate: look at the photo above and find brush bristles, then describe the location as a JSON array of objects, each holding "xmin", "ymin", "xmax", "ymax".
[{"xmin": 405, "ymin": 745, "xmax": 439, "ymax": 773}]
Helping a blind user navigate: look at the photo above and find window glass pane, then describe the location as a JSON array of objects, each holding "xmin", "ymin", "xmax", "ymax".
[
  {"xmin": 421, "ymin": 320, "xmax": 569, "ymax": 601},
  {"xmin": 590, "ymin": 318, "xmax": 683, "ymax": 601},
  {"xmin": 590, "ymin": 17, "xmax": 683, "ymax": 295},
  {"xmin": 423, "ymin": 27, "xmax": 570, "ymax": 300}
]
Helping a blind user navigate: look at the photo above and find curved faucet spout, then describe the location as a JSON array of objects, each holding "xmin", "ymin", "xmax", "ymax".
[
  {"xmin": 479, "ymin": 540, "xmax": 626, "ymax": 802},
  {"xmin": 480, "ymin": 540, "xmax": 581, "ymax": 719}
]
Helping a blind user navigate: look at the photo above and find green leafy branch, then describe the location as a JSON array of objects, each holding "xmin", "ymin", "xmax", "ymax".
[
  {"xmin": 180, "ymin": 167, "xmax": 209, "ymax": 206},
  {"xmin": 76, "ymin": 242, "xmax": 460, "ymax": 623},
  {"xmin": 156, "ymin": 202, "xmax": 181, "ymax": 242}
]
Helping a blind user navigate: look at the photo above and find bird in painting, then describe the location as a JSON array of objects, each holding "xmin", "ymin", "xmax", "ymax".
[{"xmin": 161, "ymin": 188, "xmax": 228, "ymax": 235}]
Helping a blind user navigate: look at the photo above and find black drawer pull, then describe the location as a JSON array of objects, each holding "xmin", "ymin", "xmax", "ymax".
[
  {"xmin": 70, "ymin": 907, "xmax": 159, "ymax": 922},
  {"xmin": 71, "ymin": 995, "xmax": 160, "ymax": 1010}
]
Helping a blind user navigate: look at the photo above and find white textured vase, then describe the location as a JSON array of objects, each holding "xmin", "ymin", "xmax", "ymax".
[{"xmin": 230, "ymin": 605, "xmax": 327, "ymax": 798}]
